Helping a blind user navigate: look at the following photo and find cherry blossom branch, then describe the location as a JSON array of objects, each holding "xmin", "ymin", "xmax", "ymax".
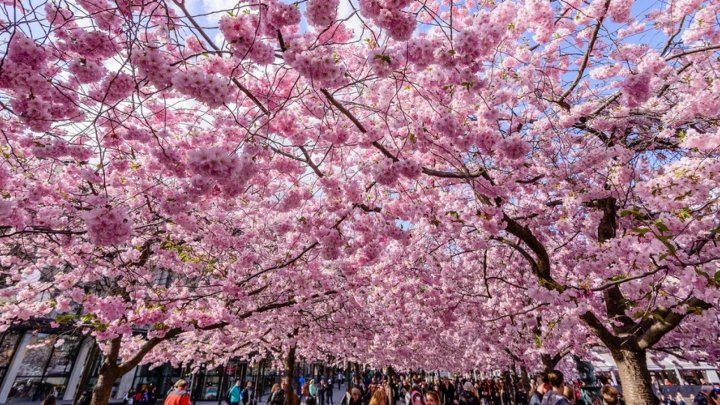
[
  {"xmin": 172, "ymin": 0, "xmax": 270, "ymax": 115},
  {"xmin": 557, "ymin": 0, "xmax": 611, "ymax": 106},
  {"xmin": 665, "ymin": 44, "xmax": 720, "ymax": 61},
  {"xmin": 321, "ymin": 88, "xmax": 489, "ymax": 179}
]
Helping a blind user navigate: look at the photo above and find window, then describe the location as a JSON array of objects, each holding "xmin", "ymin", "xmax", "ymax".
[
  {"xmin": 7, "ymin": 334, "xmax": 81, "ymax": 403},
  {"xmin": 0, "ymin": 331, "xmax": 22, "ymax": 384}
]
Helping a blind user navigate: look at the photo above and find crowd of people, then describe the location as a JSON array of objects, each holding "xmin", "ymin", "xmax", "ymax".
[{"xmin": 150, "ymin": 369, "xmax": 720, "ymax": 405}]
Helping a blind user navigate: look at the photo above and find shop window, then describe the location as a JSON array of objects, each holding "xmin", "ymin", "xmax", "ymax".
[
  {"xmin": 132, "ymin": 363, "xmax": 185, "ymax": 400},
  {"xmin": 0, "ymin": 331, "xmax": 22, "ymax": 385},
  {"xmin": 7, "ymin": 334, "xmax": 81, "ymax": 403},
  {"xmin": 194, "ymin": 367, "xmax": 222, "ymax": 401}
]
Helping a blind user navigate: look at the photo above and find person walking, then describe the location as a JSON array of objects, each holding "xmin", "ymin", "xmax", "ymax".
[
  {"xmin": 600, "ymin": 386, "xmax": 619, "ymax": 405},
  {"xmin": 42, "ymin": 395, "xmax": 57, "ymax": 405},
  {"xmin": 242, "ymin": 382, "xmax": 255, "ymax": 405},
  {"xmin": 319, "ymin": 381, "xmax": 327, "ymax": 405},
  {"xmin": 164, "ymin": 380, "xmax": 190, "ymax": 405},
  {"xmin": 300, "ymin": 384, "xmax": 317, "ymax": 405},
  {"xmin": 530, "ymin": 374, "xmax": 549, "ymax": 405},
  {"xmin": 457, "ymin": 382, "xmax": 479, "ymax": 405},
  {"xmin": 326, "ymin": 380, "xmax": 335, "ymax": 405},
  {"xmin": 229, "ymin": 380, "xmax": 242, "ymax": 405},
  {"xmin": 540, "ymin": 371, "xmax": 569, "ymax": 405},
  {"xmin": 310, "ymin": 380, "xmax": 318, "ymax": 400}
]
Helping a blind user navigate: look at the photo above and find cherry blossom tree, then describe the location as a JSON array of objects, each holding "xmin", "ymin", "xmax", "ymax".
[{"xmin": 1, "ymin": 0, "xmax": 720, "ymax": 405}]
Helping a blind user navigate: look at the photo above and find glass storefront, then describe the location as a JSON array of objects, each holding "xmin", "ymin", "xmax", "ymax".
[
  {"xmin": 132, "ymin": 363, "xmax": 186, "ymax": 400},
  {"xmin": 0, "ymin": 331, "xmax": 22, "ymax": 386},
  {"xmin": 194, "ymin": 366, "xmax": 222, "ymax": 401},
  {"xmin": 6, "ymin": 334, "xmax": 82, "ymax": 403}
]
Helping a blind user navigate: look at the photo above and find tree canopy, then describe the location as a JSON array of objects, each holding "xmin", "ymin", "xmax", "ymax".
[{"xmin": 1, "ymin": 0, "xmax": 719, "ymax": 404}]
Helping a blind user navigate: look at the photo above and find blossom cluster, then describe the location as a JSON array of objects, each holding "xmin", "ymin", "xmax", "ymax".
[
  {"xmin": 264, "ymin": 0, "xmax": 301, "ymax": 31},
  {"xmin": 69, "ymin": 59, "xmax": 108, "ymax": 84},
  {"xmin": 171, "ymin": 68, "xmax": 232, "ymax": 107},
  {"xmin": 374, "ymin": 158, "xmax": 421, "ymax": 185},
  {"xmin": 359, "ymin": 0, "xmax": 416, "ymax": 41},
  {"xmin": 82, "ymin": 204, "xmax": 133, "ymax": 246},
  {"xmin": 219, "ymin": 15, "xmax": 276, "ymax": 64},
  {"xmin": 31, "ymin": 138, "xmax": 94, "ymax": 160},
  {"xmin": 306, "ymin": 0, "xmax": 339, "ymax": 28},
  {"xmin": 286, "ymin": 47, "xmax": 345, "ymax": 86},
  {"xmin": 134, "ymin": 48, "xmax": 174, "ymax": 88},
  {"xmin": 187, "ymin": 147, "xmax": 257, "ymax": 196},
  {"xmin": 90, "ymin": 73, "xmax": 135, "ymax": 104}
]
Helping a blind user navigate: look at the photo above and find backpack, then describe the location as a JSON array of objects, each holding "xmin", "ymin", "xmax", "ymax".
[{"xmin": 134, "ymin": 392, "xmax": 144, "ymax": 402}]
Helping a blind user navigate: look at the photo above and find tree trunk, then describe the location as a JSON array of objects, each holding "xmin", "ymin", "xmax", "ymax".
[
  {"xmin": 611, "ymin": 348, "xmax": 658, "ymax": 405},
  {"xmin": 284, "ymin": 347, "xmax": 297, "ymax": 405},
  {"xmin": 519, "ymin": 366, "xmax": 530, "ymax": 393},
  {"xmin": 91, "ymin": 367, "xmax": 118, "ymax": 405}
]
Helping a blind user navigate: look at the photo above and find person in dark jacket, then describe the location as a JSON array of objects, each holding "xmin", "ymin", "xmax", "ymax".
[
  {"xmin": 515, "ymin": 383, "xmax": 529, "ymax": 405},
  {"xmin": 439, "ymin": 378, "xmax": 455, "ymax": 405},
  {"xmin": 693, "ymin": 387, "xmax": 711, "ymax": 405},
  {"xmin": 457, "ymin": 383, "xmax": 479, "ymax": 405}
]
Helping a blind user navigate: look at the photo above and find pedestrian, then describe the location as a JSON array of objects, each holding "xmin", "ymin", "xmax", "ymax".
[
  {"xmin": 75, "ymin": 390, "xmax": 92, "ymax": 405},
  {"xmin": 515, "ymin": 383, "xmax": 529, "ymax": 405},
  {"xmin": 530, "ymin": 374, "xmax": 549, "ymax": 405},
  {"xmin": 409, "ymin": 389, "xmax": 425, "ymax": 405},
  {"xmin": 693, "ymin": 387, "xmax": 711, "ymax": 405},
  {"xmin": 562, "ymin": 386, "xmax": 576, "ymax": 405},
  {"xmin": 149, "ymin": 386, "xmax": 158, "ymax": 405},
  {"xmin": 439, "ymin": 378, "xmax": 455, "ymax": 405},
  {"xmin": 310, "ymin": 380, "xmax": 318, "ymax": 399},
  {"xmin": 425, "ymin": 391, "xmax": 440, "ymax": 405},
  {"xmin": 676, "ymin": 392, "xmax": 686, "ymax": 405},
  {"xmin": 242, "ymin": 382, "xmax": 255, "ymax": 405},
  {"xmin": 42, "ymin": 395, "xmax": 57, "ymax": 405},
  {"xmin": 229, "ymin": 380, "xmax": 242, "ymax": 405},
  {"xmin": 600, "ymin": 386, "xmax": 619, "ymax": 405},
  {"xmin": 164, "ymin": 380, "xmax": 190, "ymax": 405},
  {"xmin": 319, "ymin": 381, "xmax": 327, "ymax": 405},
  {"xmin": 457, "ymin": 382, "xmax": 479, "ymax": 405},
  {"xmin": 301, "ymin": 384, "xmax": 317, "ymax": 405},
  {"xmin": 540, "ymin": 371, "xmax": 569, "ymax": 405},
  {"xmin": 370, "ymin": 388, "xmax": 388, "ymax": 405},
  {"xmin": 326, "ymin": 380, "xmax": 335, "ymax": 405}
]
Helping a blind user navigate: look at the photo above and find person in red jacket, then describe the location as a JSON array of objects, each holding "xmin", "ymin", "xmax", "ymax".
[{"xmin": 164, "ymin": 380, "xmax": 190, "ymax": 405}]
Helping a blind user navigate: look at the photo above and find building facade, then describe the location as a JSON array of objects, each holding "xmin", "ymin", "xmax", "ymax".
[
  {"xmin": 2, "ymin": 327, "xmax": 718, "ymax": 405},
  {"xmin": 0, "ymin": 328, "xmax": 283, "ymax": 405}
]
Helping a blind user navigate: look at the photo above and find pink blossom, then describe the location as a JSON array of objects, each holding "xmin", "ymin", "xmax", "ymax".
[
  {"xmin": 82, "ymin": 205, "xmax": 133, "ymax": 245},
  {"xmin": 7, "ymin": 32, "xmax": 47, "ymax": 69},
  {"xmin": 499, "ymin": 136, "xmax": 529, "ymax": 160},
  {"xmin": 306, "ymin": 0, "xmax": 339, "ymax": 28},
  {"xmin": 134, "ymin": 48, "xmax": 174, "ymax": 87},
  {"xmin": 171, "ymin": 68, "xmax": 232, "ymax": 106},
  {"xmin": 69, "ymin": 59, "xmax": 107, "ymax": 84}
]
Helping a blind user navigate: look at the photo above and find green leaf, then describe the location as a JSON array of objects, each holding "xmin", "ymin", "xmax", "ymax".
[
  {"xmin": 373, "ymin": 54, "xmax": 392, "ymax": 64},
  {"xmin": 654, "ymin": 220, "xmax": 669, "ymax": 234}
]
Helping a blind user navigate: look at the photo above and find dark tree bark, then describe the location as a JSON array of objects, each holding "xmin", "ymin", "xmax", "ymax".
[
  {"xmin": 283, "ymin": 347, "xmax": 298, "ymax": 405},
  {"xmin": 612, "ymin": 348, "xmax": 657, "ymax": 405}
]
